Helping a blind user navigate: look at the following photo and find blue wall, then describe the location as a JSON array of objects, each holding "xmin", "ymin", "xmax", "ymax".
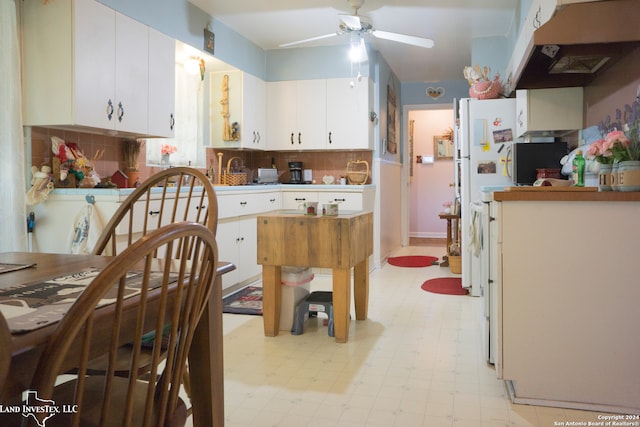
[
  {"xmin": 401, "ymin": 81, "xmax": 469, "ymax": 107},
  {"xmin": 471, "ymin": 36, "xmax": 510, "ymax": 84}
]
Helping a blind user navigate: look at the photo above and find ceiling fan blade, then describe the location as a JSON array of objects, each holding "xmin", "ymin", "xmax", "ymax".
[
  {"xmin": 339, "ymin": 14, "xmax": 362, "ymax": 30},
  {"xmin": 371, "ymin": 30, "xmax": 434, "ymax": 48},
  {"xmin": 279, "ymin": 33, "xmax": 339, "ymax": 48}
]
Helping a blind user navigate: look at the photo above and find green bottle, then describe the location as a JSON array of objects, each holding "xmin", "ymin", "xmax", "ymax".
[{"xmin": 572, "ymin": 150, "xmax": 585, "ymax": 187}]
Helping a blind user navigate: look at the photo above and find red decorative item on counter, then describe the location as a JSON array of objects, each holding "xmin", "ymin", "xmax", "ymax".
[
  {"xmin": 536, "ymin": 168, "xmax": 561, "ymax": 179},
  {"xmin": 111, "ymin": 170, "xmax": 129, "ymax": 188}
]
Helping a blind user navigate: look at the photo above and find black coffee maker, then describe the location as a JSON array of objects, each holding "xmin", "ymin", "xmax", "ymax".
[{"xmin": 288, "ymin": 161, "xmax": 303, "ymax": 184}]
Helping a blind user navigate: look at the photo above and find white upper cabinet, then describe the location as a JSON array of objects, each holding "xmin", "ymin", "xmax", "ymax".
[
  {"xmin": 267, "ymin": 78, "xmax": 372, "ymax": 151},
  {"xmin": 326, "ymin": 78, "xmax": 373, "ymax": 150},
  {"xmin": 267, "ymin": 80, "xmax": 327, "ymax": 150},
  {"xmin": 112, "ymin": 11, "xmax": 149, "ymax": 135},
  {"xmin": 242, "ymin": 73, "xmax": 267, "ymax": 150},
  {"xmin": 22, "ymin": 0, "xmax": 174, "ymax": 138},
  {"xmin": 148, "ymin": 28, "xmax": 176, "ymax": 138},
  {"xmin": 515, "ymin": 87, "xmax": 583, "ymax": 137}
]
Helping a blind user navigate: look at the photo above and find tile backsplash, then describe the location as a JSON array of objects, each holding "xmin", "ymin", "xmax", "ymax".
[{"xmin": 29, "ymin": 127, "xmax": 373, "ymax": 186}]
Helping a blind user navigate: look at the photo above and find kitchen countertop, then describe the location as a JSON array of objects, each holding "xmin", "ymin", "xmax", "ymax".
[
  {"xmin": 493, "ymin": 188, "xmax": 640, "ymax": 202},
  {"xmin": 49, "ymin": 183, "xmax": 375, "ymax": 196}
]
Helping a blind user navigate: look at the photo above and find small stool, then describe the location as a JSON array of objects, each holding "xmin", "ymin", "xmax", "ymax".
[{"xmin": 291, "ymin": 291, "xmax": 334, "ymax": 337}]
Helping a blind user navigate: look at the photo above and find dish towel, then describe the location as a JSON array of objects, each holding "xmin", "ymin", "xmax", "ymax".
[
  {"xmin": 68, "ymin": 203, "xmax": 104, "ymax": 254},
  {"xmin": 469, "ymin": 210, "xmax": 483, "ymax": 258}
]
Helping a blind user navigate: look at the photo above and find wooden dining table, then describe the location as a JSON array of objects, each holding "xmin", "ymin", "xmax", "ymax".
[{"xmin": 0, "ymin": 252, "xmax": 233, "ymax": 427}]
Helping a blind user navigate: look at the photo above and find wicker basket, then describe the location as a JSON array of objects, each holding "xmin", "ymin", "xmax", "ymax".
[
  {"xmin": 346, "ymin": 160, "xmax": 369, "ymax": 185},
  {"xmin": 220, "ymin": 157, "xmax": 247, "ymax": 186},
  {"xmin": 449, "ymin": 255, "xmax": 461, "ymax": 274}
]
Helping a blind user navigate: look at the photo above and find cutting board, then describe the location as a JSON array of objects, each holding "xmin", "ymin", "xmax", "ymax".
[{"xmin": 504, "ymin": 186, "xmax": 598, "ymax": 192}]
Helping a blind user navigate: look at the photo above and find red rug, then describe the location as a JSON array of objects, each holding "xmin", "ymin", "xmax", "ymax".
[
  {"xmin": 421, "ymin": 277, "xmax": 468, "ymax": 295},
  {"xmin": 388, "ymin": 255, "xmax": 439, "ymax": 268}
]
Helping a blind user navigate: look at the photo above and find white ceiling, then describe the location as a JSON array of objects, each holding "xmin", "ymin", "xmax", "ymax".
[{"xmin": 187, "ymin": 0, "xmax": 517, "ymax": 82}]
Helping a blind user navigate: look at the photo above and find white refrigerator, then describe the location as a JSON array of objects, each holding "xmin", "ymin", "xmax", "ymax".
[{"xmin": 455, "ymin": 98, "xmax": 516, "ymax": 297}]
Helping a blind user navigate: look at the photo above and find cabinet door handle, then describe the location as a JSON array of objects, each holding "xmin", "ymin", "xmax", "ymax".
[
  {"xmin": 149, "ymin": 210, "xmax": 160, "ymax": 216},
  {"xmin": 256, "ymin": 132, "xmax": 261, "ymax": 143},
  {"xmin": 170, "ymin": 113, "xmax": 175, "ymax": 131},
  {"xmin": 196, "ymin": 205, "xmax": 206, "ymax": 210},
  {"xmin": 106, "ymin": 99, "xmax": 114, "ymax": 121},
  {"xmin": 294, "ymin": 198, "xmax": 306, "ymax": 201},
  {"xmin": 269, "ymin": 198, "xmax": 276, "ymax": 202},
  {"xmin": 290, "ymin": 133, "xmax": 294, "ymax": 145},
  {"xmin": 518, "ymin": 110, "xmax": 524, "ymax": 127},
  {"xmin": 328, "ymin": 131, "xmax": 332, "ymax": 144},
  {"xmin": 334, "ymin": 198, "xmax": 346, "ymax": 202},
  {"xmin": 117, "ymin": 102, "xmax": 124, "ymax": 123},
  {"xmin": 253, "ymin": 131, "xmax": 257, "ymax": 143},
  {"xmin": 298, "ymin": 132, "xmax": 302, "ymax": 144},
  {"xmin": 239, "ymin": 201, "xmax": 247, "ymax": 206}
]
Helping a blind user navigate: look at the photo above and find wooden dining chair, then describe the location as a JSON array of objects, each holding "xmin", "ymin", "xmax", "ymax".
[
  {"xmin": 88, "ymin": 167, "xmax": 218, "ymax": 392},
  {"xmin": 93, "ymin": 166, "xmax": 218, "ymax": 257},
  {"xmin": 22, "ymin": 222, "xmax": 218, "ymax": 427},
  {"xmin": 0, "ymin": 313, "xmax": 11, "ymax": 392}
]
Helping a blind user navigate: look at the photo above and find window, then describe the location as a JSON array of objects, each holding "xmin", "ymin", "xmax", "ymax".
[{"xmin": 145, "ymin": 64, "xmax": 206, "ymax": 167}]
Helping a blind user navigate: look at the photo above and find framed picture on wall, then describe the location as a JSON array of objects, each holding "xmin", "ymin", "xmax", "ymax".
[
  {"xmin": 434, "ymin": 135, "xmax": 454, "ymax": 160},
  {"xmin": 387, "ymin": 85, "xmax": 398, "ymax": 154}
]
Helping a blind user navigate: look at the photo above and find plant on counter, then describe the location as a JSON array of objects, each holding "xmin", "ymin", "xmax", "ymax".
[
  {"xmin": 587, "ymin": 98, "xmax": 640, "ymax": 163},
  {"xmin": 122, "ymin": 139, "xmax": 144, "ymax": 171},
  {"xmin": 161, "ymin": 144, "xmax": 177, "ymax": 156}
]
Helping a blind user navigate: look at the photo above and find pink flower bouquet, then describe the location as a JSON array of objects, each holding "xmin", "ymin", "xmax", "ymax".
[{"xmin": 161, "ymin": 144, "xmax": 177, "ymax": 156}]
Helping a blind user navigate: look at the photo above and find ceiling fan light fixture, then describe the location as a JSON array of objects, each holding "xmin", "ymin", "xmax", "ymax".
[{"xmin": 349, "ymin": 33, "xmax": 367, "ymax": 63}]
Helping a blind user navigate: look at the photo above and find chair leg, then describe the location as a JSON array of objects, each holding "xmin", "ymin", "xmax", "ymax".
[{"xmin": 182, "ymin": 365, "xmax": 193, "ymax": 416}]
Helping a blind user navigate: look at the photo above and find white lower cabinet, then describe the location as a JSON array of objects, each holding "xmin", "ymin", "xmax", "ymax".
[
  {"xmin": 216, "ymin": 217, "xmax": 259, "ymax": 290},
  {"xmin": 282, "ymin": 187, "xmax": 375, "ymax": 212},
  {"xmin": 216, "ymin": 189, "xmax": 281, "ymax": 290},
  {"xmin": 318, "ymin": 192, "xmax": 367, "ymax": 211},
  {"xmin": 281, "ymin": 192, "xmax": 318, "ymax": 210},
  {"xmin": 497, "ymin": 199, "xmax": 640, "ymax": 413}
]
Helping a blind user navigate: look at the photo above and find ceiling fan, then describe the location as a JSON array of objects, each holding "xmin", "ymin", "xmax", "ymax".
[{"xmin": 279, "ymin": 0, "xmax": 435, "ymax": 50}]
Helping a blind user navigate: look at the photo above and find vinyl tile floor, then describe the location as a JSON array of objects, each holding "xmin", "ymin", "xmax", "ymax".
[{"xmin": 187, "ymin": 245, "xmax": 609, "ymax": 427}]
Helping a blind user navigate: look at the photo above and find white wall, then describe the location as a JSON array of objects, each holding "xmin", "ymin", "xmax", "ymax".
[
  {"xmin": 373, "ymin": 158, "xmax": 402, "ymax": 267},
  {"xmin": 408, "ymin": 108, "xmax": 456, "ymax": 238}
]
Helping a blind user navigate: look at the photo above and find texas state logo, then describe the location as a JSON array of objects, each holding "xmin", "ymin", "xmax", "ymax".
[{"xmin": 0, "ymin": 390, "xmax": 78, "ymax": 426}]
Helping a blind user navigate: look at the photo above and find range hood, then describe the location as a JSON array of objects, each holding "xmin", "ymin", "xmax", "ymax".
[{"xmin": 515, "ymin": 0, "xmax": 640, "ymax": 90}]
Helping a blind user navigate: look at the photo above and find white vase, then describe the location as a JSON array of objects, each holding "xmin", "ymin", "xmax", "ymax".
[{"xmin": 161, "ymin": 153, "xmax": 170, "ymax": 166}]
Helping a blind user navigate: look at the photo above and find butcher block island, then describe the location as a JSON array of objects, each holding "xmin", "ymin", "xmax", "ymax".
[
  {"xmin": 491, "ymin": 189, "xmax": 640, "ymax": 414},
  {"xmin": 257, "ymin": 211, "xmax": 373, "ymax": 343}
]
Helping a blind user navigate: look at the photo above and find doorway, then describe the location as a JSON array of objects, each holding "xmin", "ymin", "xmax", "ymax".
[{"xmin": 401, "ymin": 104, "xmax": 455, "ymax": 246}]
